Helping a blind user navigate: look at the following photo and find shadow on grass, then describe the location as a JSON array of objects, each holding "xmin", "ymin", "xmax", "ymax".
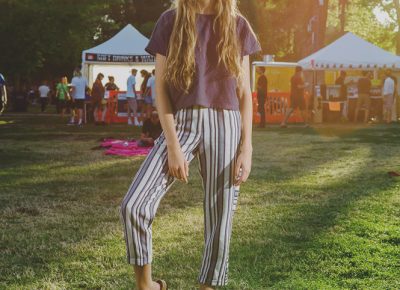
[
  {"xmin": 226, "ymin": 140, "xmax": 399, "ymax": 289},
  {"xmin": 0, "ymin": 156, "xmax": 207, "ymax": 288},
  {"xmin": 1, "ymin": 115, "xmax": 399, "ymax": 289},
  {"xmin": 150, "ymin": 127, "xmax": 400, "ymax": 289}
]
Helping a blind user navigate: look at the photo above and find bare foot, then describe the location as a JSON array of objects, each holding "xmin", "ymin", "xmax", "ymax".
[{"xmin": 137, "ymin": 281, "xmax": 161, "ymax": 290}]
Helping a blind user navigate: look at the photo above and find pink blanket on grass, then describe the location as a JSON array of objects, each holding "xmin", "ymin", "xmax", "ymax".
[{"xmin": 101, "ymin": 139, "xmax": 152, "ymax": 156}]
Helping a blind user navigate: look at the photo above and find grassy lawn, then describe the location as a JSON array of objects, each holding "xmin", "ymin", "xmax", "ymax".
[{"xmin": 0, "ymin": 112, "xmax": 399, "ymax": 290}]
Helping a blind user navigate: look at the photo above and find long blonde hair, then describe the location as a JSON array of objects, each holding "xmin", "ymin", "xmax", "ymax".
[{"xmin": 165, "ymin": 0, "xmax": 243, "ymax": 93}]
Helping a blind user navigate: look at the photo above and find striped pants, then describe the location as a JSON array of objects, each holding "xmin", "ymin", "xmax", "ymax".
[{"xmin": 120, "ymin": 105, "xmax": 242, "ymax": 286}]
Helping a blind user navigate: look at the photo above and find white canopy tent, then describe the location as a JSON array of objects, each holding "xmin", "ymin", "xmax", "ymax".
[
  {"xmin": 298, "ymin": 32, "xmax": 400, "ymax": 70},
  {"xmin": 299, "ymin": 32, "xmax": 400, "ymax": 122},
  {"xmin": 82, "ymin": 24, "xmax": 155, "ymax": 90}
]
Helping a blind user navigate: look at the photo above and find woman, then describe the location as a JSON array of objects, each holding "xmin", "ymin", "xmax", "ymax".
[
  {"xmin": 91, "ymin": 73, "xmax": 106, "ymax": 125},
  {"xmin": 138, "ymin": 69, "xmax": 150, "ymax": 125},
  {"xmin": 120, "ymin": 0, "xmax": 260, "ymax": 289},
  {"xmin": 140, "ymin": 69, "xmax": 152, "ymax": 122}
]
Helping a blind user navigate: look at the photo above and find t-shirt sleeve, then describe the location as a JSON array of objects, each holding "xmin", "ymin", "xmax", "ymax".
[
  {"xmin": 239, "ymin": 16, "xmax": 262, "ymax": 57},
  {"xmin": 145, "ymin": 10, "xmax": 174, "ymax": 57},
  {"xmin": 71, "ymin": 78, "xmax": 77, "ymax": 87}
]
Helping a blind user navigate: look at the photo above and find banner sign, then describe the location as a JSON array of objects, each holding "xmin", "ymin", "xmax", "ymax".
[{"xmin": 85, "ymin": 53, "xmax": 155, "ymax": 63}]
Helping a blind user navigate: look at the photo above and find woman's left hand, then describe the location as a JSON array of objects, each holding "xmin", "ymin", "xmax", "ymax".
[{"xmin": 234, "ymin": 144, "xmax": 252, "ymax": 186}]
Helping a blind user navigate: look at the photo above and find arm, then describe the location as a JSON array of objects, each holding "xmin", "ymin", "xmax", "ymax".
[
  {"xmin": 235, "ymin": 55, "xmax": 253, "ymax": 185},
  {"xmin": 55, "ymin": 86, "xmax": 60, "ymax": 98},
  {"xmin": 144, "ymin": 82, "xmax": 151, "ymax": 97},
  {"xmin": 70, "ymin": 87, "xmax": 76, "ymax": 101},
  {"xmin": 298, "ymin": 79, "xmax": 308, "ymax": 89},
  {"xmin": 133, "ymin": 82, "xmax": 137, "ymax": 98},
  {"xmin": 154, "ymin": 54, "xmax": 189, "ymax": 183},
  {"xmin": 256, "ymin": 77, "xmax": 262, "ymax": 90}
]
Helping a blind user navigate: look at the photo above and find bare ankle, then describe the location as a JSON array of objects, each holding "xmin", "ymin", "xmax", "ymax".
[{"xmin": 199, "ymin": 284, "xmax": 215, "ymax": 290}]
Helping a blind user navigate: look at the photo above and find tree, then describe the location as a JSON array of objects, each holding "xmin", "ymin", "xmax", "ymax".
[
  {"xmin": 339, "ymin": 0, "xmax": 348, "ymax": 33},
  {"xmin": 0, "ymin": 0, "xmax": 109, "ymax": 86},
  {"xmin": 327, "ymin": 0, "xmax": 396, "ymax": 53},
  {"xmin": 242, "ymin": 0, "xmax": 329, "ymax": 60},
  {"xmin": 0, "ymin": 0, "xmax": 173, "ymax": 86},
  {"xmin": 101, "ymin": 0, "xmax": 171, "ymax": 41},
  {"xmin": 0, "ymin": 0, "xmax": 396, "ymax": 87},
  {"xmin": 392, "ymin": 0, "xmax": 400, "ymax": 53}
]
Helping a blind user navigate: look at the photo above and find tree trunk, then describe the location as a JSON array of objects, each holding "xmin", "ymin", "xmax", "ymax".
[
  {"xmin": 339, "ymin": 0, "xmax": 347, "ymax": 34},
  {"xmin": 313, "ymin": 0, "xmax": 329, "ymax": 51},
  {"xmin": 394, "ymin": 0, "xmax": 400, "ymax": 54}
]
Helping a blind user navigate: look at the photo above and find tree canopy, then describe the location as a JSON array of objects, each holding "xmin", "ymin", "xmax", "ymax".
[{"xmin": 0, "ymin": 0, "xmax": 396, "ymax": 87}]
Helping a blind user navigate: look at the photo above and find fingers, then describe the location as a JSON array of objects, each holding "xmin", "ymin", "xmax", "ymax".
[
  {"xmin": 168, "ymin": 162, "xmax": 189, "ymax": 183},
  {"xmin": 235, "ymin": 158, "xmax": 242, "ymax": 179},
  {"xmin": 185, "ymin": 160, "xmax": 189, "ymax": 176},
  {"xmin": 184, "ymin": 160, "xmax": 189, "ymax": 179},
  {"xmin": 234, "ymin": 168, "xmax": 242, "ymax": 186},
  {"xmin": 234, "ymin": 166, "xmax": 250, "ymax": 186},
  {"xmin": 181, "ymin": 165, "xmax": 188, "ymax": 184}
]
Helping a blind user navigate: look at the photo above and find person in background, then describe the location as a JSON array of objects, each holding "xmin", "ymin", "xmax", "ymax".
[
  {"xmin": 138, "ymin": 69, "xmax": 150, "ymax": 124},
  {"xmin": 335, "ymin": 71, "xmax": 348, "ymax": 100},
  {"xmin": 92, "ymin": 73, "xmax": 107, "ymax": 125},
  {"xmin": 390, "ymin": 72, "xmax": 398, "ymax": 122},
  {"xmin": 38, "ymin": 81, "xmax": 50, "ymax": 113},
  {"xmin": 354, "ymin": 71, "xmax": 372, "ymax": 123},
  {"xmin": 137, "ymin": 110, "xmax": 162, "ymax": 147},
  {"xmin": 256, "ymin": 66, "xmax": 268, "ymax": 128},
  {"xmin": 383, "ymin": 69, "xmax": 395, "ymax": 124},
  {"xmin": 56, "ymin": 76, "xmax": 69, "ymax": 118},
  {"xmin": 0, "ymin": 73, "xmax": 6, "ymax": 114},
  {"xmin": 27, "ymin": 86, "xmax": 37, "ymax": 105},
  {"xmin": 126, "ymin": 68, "xmax": 139, "ymax": 126},
  {"xmin": 145, "ymin": 69, "xmax": 156, "ymax": 117},
  {"xmin": 105, "ymin": 76, "xmax": 119, "ymax": 91},
  {"xmin": 280, "ymin": 66, "xmax": 309, "ymax": 128},
  {"xmin": 69, "ymin": 66, "xmax": 88, "ymax": 126}
]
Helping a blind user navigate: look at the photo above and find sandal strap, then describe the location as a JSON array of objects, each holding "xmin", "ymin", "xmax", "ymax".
[{"xmin": 156, "ymin": 279, "xmax": 167, "ymax": 290}]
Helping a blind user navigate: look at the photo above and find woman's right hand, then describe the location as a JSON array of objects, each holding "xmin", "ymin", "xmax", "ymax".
[{"xmin": 167, "ymin": 146, "xmax": 189, "ymax": 183}]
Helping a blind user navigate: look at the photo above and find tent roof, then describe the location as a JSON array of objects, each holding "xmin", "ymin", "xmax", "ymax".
[
  {"xmin": 83, "ymin": 24, "xmax": 150, "ymax": 57},
  {"xmin": 298, "ymin": 32, "xmax": 400, "ymax": 70}
]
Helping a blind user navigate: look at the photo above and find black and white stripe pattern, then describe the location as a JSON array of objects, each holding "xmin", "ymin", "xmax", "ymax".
[{"xmin": 120, "ymin": 105, "xmax": 242, "ymax": 286}]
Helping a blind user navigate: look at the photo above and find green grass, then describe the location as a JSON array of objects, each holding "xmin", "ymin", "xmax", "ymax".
[{"xmin": 0, "ymin": 112, "xmax": 399, "ymax": 290}]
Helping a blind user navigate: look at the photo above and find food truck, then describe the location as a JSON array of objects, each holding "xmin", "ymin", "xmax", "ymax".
[{"xmin": 251, "ymin": 57, "xmax": 301, "ymax": 124}]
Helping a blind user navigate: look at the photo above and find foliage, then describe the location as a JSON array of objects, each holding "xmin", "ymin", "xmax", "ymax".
[
  {"xmin": 327, "ymin": 0, "xmax": 396, "ymax": 53},
  {"xmin": 99, "ymin": 0, "xmax": 171, "ymax": 41},
  {"xmin": 0, "ymin": 0, "xmax": 397, "ymax": 86},
  {"xmin": 241, "ymin": 0, "xmax": 396, "ymax": 59},
  {"xmin": 0, "ymin": 0, "xmax": 170, "ymax": 86},
  {"xmin": 0, "ymin": 0, "xmax": 109, "ymax": 85}
]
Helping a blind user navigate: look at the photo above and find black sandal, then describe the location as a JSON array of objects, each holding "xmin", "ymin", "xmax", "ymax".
[{"xmin": 156, "ymin": 279, "xmax": 167, "ymax": 290}]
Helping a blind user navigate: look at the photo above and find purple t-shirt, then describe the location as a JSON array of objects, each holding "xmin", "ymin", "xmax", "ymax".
[{"xmin": 145, "ymin": 9, "xmax": 262, "ymax": 113}]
